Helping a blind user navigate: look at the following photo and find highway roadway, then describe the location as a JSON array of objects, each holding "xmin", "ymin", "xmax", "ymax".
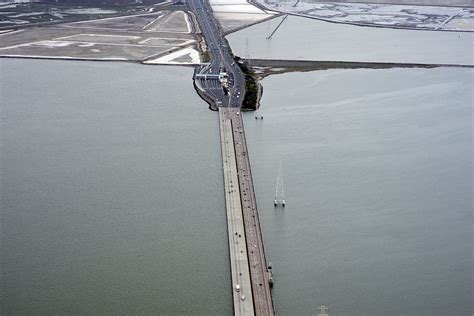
[
  {"xmin": 219, "ymin": 108, "xmax": 275, "ymax": 315},
  {"xmin": 219, "ymin": 110, "xmax": 255, "ymax": 315},
  {"xmin": 189, "ymin": 1, "xmax": 275, "ymax": 314},
  {"xmin": 188, "ymin": 0, "xmax": 245, "ymax": 108}
]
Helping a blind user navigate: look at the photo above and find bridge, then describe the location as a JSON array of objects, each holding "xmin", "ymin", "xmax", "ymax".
[
  {"xmin": 219, "ymin": 108, "xmax": 274, "ymax": 316},
  {"xmin": 219, "ymin": 109, "xmax": 254, "ymax": 315},
  {"xmin": 188, "ymin": 0, "xmax": 274, "ymax": 314}
]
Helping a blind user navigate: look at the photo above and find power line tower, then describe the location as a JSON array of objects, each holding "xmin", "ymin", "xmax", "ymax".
[
  {"xmin": 318, "ymin": 305, "xmax": 329, "ymax": 316},
  {"xmin": 266, "ymin": 14, "xmax": 288, "ymax": 40},
  {"xmin": 245, "ymin": 37, "xmax": 250, "ymax": 66}
]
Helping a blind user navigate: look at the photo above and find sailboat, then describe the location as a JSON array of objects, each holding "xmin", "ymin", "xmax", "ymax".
[{"xmin": 274, "ymin": 159, "xmax": 285, "ymax": 207}]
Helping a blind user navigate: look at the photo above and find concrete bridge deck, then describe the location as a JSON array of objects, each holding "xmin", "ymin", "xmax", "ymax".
[
  {"xmin": 219, "ymin": 109, "xmax": 254, "ymax": 315},
  {"xmin": 219, "ymin": 108, "xmax": 274, "ymax": 316}
]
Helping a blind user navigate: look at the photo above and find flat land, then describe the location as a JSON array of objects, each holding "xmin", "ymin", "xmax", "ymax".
[
  {"xmin": 0, "ymin": 2, "xmax": 167, "ymax": 29},
  {"xmin": 255, "ymin": 0, "xmax": 473, "ymax": 8},
  {"xmin": 248, "ymin": 58, "xmax": 473, "ymax": 79},
  {"xmin": 0, "ymin": 10, "xmax": 201, "ymax": 63},
  {"xmin": 209, "ymin": 0, "xmax": 277, "ymax": 33},
  {"xmin": 252, "ymin": 0, "xmax": 474, "ymax": 31}
]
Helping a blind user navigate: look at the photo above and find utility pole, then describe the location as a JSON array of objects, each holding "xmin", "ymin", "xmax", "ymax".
[
  {"xmin": 245, "ymin": 37, "xmax": 250, "ymax": 66},
  {"xmin": 266, "ymin": 14, "xmax": 288, "ymax": 40}
]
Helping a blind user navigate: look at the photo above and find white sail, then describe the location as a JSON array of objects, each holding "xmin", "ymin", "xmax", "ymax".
[{"xmin": 274, "ymin": 159, "xmax": 285, "ymax": 207}]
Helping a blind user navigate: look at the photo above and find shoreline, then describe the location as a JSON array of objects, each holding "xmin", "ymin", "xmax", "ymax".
[
  {"xmin": 2, "ymin": 55, "xmax": 471, "ymax": 72},
  {"xmin": 247, "ymin": 0, "xmax": 474, "ymax": 33},
  {"xmin": 247, "ymin": 58, "xmax": 474, "ymax": 79}
]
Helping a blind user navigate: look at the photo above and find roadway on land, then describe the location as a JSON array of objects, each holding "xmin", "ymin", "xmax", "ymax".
[{"xmin": 188, "ymin": 0, "xmax": 244, "ymax": 108}]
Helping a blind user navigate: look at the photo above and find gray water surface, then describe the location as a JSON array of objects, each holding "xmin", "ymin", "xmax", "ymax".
[
  {"xmin": 1, "ymin": 59, "xmax": 232, "ymax": 315},
  {"xmin": 227, "ymin": 15, "xmax": 473, "ymax": 65},
  {"xmin": 243, "ymin": 67, "xmax": 472, "ymax": 315}
]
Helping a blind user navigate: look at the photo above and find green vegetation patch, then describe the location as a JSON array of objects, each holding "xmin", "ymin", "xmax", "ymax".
[{"xmin": 235, "ymin": 56, "xmax": 259, "ymax": 111}]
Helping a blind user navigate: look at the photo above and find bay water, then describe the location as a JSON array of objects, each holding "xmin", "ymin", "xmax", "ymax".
[
  {"xmin": 1, "ymin": 59, "xmax": 232, "ymax": 315},
  {"xmin": 243, "ymin": 67, "xmax": 472, "ymax": 315}
]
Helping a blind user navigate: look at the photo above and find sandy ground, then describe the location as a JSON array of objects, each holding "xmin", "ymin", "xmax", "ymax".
[
  {"xmin": 0, "ymin": 10, "xmax": 201, "ymax": 64},
  {"xmin": 143, "ymin": 11, "xmax": 190, "ymax": 33},
  {"xmin": 210, "ymin": 0, "xmax": 267, "ymax": 13},
  {"xmin": 209, "ymin": 0, "xmax": 278, "ymax": 33},
  {"xmin": 143, "ymin": 46, "xmax": 201, "ymax": 64}
]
